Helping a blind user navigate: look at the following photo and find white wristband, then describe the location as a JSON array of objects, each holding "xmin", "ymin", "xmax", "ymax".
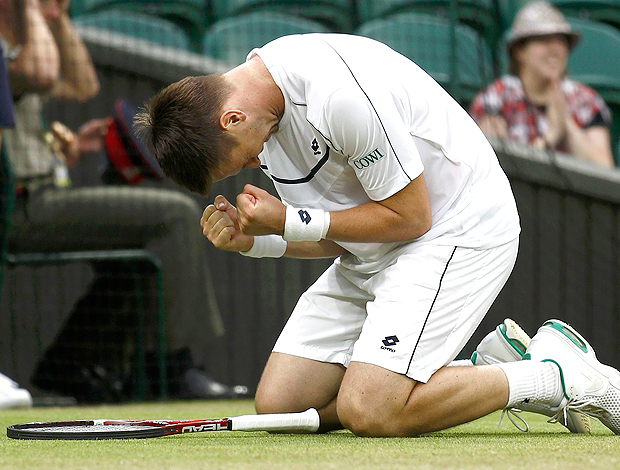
[
  {"xmin": 283, "ymin": 205, "xmax": 330, "ymax": 242},
  {"xmin": 240, "ymin": 235, "xmax": 287, "ymax": 258}
]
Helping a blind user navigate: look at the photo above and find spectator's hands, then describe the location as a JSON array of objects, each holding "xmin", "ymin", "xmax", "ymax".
[
  {"xmin": 51, "ymin": 117, "xmax": 111, "ymax": 167},
  {"xmin": 5, "ymin": 0, "xmax": 60, "ymax": 95},
  {"xmin": 236, "ymin": 184, "xmax": 286, "ymax": 236},
  {"xmin": 40, "ymin": 0, "xmax": 69, "ymax": 25},
  {"xmin": 542, "ymin": 79, "xmax": 568, "ymax": 148},
  {"xmin": 76, "ymin": 117, "xmax": 110, "ymax": 154},
  {"xmin": 476, "ymin": 115, "xmax": 508, "ymax": 139},
  {"xmin": 201, "ymin": 196, "xmax": 254, "ymax": 252}
]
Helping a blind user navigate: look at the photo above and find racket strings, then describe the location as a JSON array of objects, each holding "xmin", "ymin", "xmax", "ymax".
[{"xmin": 29, "ymin": 424, "xmax": 157, "ymax": 433}]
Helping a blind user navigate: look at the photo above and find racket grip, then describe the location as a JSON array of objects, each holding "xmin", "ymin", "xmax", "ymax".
[{"xmin": 231, "ymin": 408, "xmax": 320, "ymax": 432}]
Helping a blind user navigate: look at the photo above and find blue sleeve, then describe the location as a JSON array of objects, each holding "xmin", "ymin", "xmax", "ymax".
[{"xmin": 0, "ymin": 42, "xmax": 16, "ymax": 128}]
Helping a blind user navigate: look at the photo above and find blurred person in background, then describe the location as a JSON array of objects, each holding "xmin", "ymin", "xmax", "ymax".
[
  {"xmin": 0, "ymin": 38, "xmax": 33, "ymax": 410},
  {"xmin": 469, "ymin": 1, "xmax": 614, "ymax": 167},
  {"xmin": 0, "ymin": 0, "xmax": 247, "ymax": 402}
]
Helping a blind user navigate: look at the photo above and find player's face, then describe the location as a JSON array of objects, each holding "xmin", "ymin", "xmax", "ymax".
[
  {"xmin": 517, "ymin": 34, "xmax": 569, "ymax": 81},
  {"xmin": 212, "ymin": 147, "xmax": 261, "ymax": 182},
  {"xmin": 211, "ymin": 119, "xmax": 279, "ymax": 182}
]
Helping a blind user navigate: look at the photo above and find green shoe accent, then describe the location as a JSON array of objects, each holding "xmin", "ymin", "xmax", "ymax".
[
  {"xmin": 543, "ymin": 321, "xmax": 588, "ymax": 354},
  {"xmin": 498, "ymin": 322, "xmax": 528, "ymax": 357},
  {"xmin": 470, "ymin": 351, "xmax": 478, "ymax": 363},
  {"xmin": 541, "ymin": 358, "xmax": 569, "ymax": 400}
]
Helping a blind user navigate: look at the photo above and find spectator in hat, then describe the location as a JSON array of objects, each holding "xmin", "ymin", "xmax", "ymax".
[
  {"xmin": 0, "ymin": 0, "xmax": 246, "ymax": 402},
  {"xmin": 469, "ymin": 1, "xmax": 614, "ymax": 167}
]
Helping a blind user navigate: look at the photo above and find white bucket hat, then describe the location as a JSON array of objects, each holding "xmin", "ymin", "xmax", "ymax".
[{"xmin": 507, "ymin": 1, "xmax": 580, "ymax": 51}]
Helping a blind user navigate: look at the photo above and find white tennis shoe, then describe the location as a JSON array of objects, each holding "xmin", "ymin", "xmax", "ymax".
[
  {"xmin": 471, "ymin": 318, "xmax": 529, "ymax": 366},
  {"xmin": 0, "ymin": 372, "xmax": 33, "ymax": 409},
  {"xmin": 524, "ymin": 319, "xmax": 620, "ymax": 435},
  {"xmin": 472, "ymin": 318, "xmax": 591, "ymax": 434}
]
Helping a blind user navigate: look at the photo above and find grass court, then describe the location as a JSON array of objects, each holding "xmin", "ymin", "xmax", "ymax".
[{"xmin": 1, "ymin": 399, "xmax": 619, "ymax": 470}]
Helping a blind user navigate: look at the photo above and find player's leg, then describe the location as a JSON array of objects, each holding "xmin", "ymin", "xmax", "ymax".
[
  {"xmin": 339, "ymin": 317, "xmax": 616, "ymax": 437},
  {"xmin": 255, "ymin": 352, "xmax": 345, "ymax": 432},
  {"xmin": 254, "ymin": 262, "xmax": 372, "ymax": 432},
  {"xmin": 338, "ymin": 361, "xmax": 509, "ymax": 436},
  {"xmin": 337, "ymin": 240, "xmax": 520, "ymax": 436}
]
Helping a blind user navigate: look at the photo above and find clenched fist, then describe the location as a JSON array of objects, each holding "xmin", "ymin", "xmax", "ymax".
[
  {"xmin": 200, "ymin": 195, "xmax": 253, "ymax": 252},
  {"xmin": 236, "ymin": 184, "xmax": 286, "ymax": 236}
]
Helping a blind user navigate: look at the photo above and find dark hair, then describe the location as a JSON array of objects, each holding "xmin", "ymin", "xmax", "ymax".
[{"xmin": 134, "ymin": 74, "xmax": 235, "ymax": 195}]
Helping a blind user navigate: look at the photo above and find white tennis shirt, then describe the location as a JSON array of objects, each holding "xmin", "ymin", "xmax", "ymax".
[{"xmin": 249, "ymin": 34, "xmax": 520, "ymax": 273}]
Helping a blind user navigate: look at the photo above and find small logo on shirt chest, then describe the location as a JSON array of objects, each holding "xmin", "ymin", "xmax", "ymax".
[
  {"xmin": 353, "ymin": 147, "xmax": 386, "ymax": 169},
  {"xmin": 310, "ymin": 138, "xmax": 321, "ymax": 155}
]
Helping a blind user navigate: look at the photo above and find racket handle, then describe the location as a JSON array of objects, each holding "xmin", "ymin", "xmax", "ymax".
[{"xmin": 231, "ymin": 408, "xmax": 320, "ymax": 432}]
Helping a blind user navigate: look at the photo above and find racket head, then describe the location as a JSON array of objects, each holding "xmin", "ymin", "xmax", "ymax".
[{"xmin": 7, "ymin": 420, "xmax": 165, "ymax": 440}]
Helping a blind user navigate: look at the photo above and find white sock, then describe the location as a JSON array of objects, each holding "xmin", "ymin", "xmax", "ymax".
[{"xmin": 495, "ymin": 361, "xmax": 564, "ymax": 408}]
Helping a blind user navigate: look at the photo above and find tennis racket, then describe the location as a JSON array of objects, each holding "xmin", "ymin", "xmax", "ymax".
[{"xmin": 6, "ymin": 408, "xmax": 320, "ymax": 440}]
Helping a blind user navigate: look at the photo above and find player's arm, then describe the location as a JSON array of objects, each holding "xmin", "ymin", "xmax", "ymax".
[
  {"xmin": 318, "ymin": 87, "xmax": 431, "ymax": 243},
  {"xmin": 284, "ymin": 239, "xmax": 347, "ymax": 259},
  {"xmin": 235, "ymin": 178, "xmax": 430, "ymax": 243},
  {"xmin": 326, "ymin": 174, "xmax": 430, "ymax": 243},
  {"xmin": 256, "ymin": 174, "xmax": 431, "ymax": 257},
  {"xmin": 233, "ymin": 87, "xmax": 432, "ymax": 244},
  {"xmin": 201, "ymin": 179, "xmax": 431, "ymax": 259},
  {"xmin": 201, "ymin": 193, "xmax": 346, "ymax": 259},
  {"xmin": 204, "ymin": 89, "xmax": 432, "ymax": 254}
]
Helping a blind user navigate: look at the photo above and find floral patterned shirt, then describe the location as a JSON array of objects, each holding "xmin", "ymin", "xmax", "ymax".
[{"xmin": 469, "ymin": 75, "xmax": 611, "ymax": 152}]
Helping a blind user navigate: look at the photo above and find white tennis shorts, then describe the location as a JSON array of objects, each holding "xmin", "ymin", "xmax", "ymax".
[{"xmin": 273, "ymin": 237, "xmax": 519, "ymax": 383}]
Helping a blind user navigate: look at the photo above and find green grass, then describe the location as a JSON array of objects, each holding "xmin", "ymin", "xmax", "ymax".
[{"xmin": 1, "ymin": 400, "xmax": 619, "ymax": 470}]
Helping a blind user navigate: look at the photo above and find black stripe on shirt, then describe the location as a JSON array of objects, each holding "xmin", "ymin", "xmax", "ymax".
[
  {"xmin": 261, "ymin": 147, "xmax": 330, "ymax": 184},
  {"xmin": 320, "ymin": 39, "xmax": 412, "ymax": 181}
]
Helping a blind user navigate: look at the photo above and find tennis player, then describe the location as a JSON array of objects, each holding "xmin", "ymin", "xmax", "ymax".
[{"xmin": 136, "ymin": 34, "xmax": 620, "ymax": 436}]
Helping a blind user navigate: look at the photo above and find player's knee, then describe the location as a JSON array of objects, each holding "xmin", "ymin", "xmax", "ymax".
[
  {"xmin": 337, "ymin": 396, "xmax": 372, "ymax": 436},
  {"xmin": 337, "ymin": 391, "xmax": 425, "ymax": 437},
  {"xmin": 254, "ymin": 383, "xmax": 298, "ymax": 415},
  {"xmin": 254, "ymin": 398, "xmax": 282, "ymax": 415},
  {"xmin": 337, "ymin": 393, "xmax": 398, "ymax": 437},
  {"xmin": 254, "ymin": 387, "xmax": 281, "ymax": 415}
]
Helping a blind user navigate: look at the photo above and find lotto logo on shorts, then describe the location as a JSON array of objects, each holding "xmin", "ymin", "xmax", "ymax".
[
  {"xmin": 298, "ymin": 210, "xmax": 311, "ymax": 224},
  {"xmin": 381, "ymin": 335, "xmax": 399, "ymax": 353}
]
